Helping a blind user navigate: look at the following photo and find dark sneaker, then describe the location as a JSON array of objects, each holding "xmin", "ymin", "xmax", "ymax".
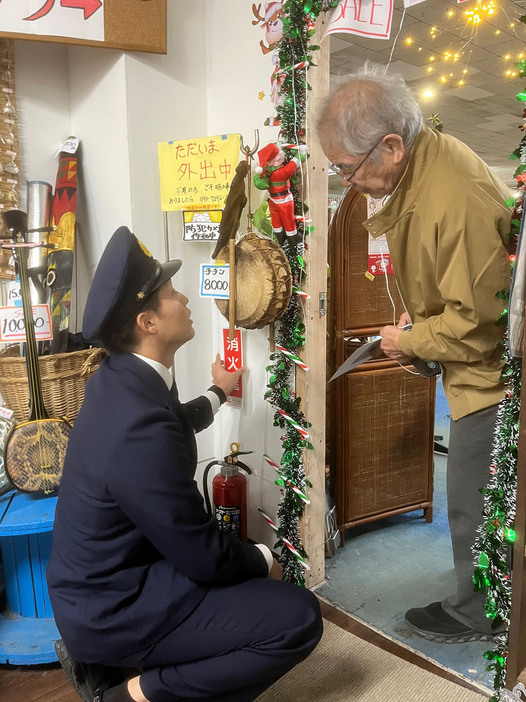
[
  {"xmin": 404, "ymin": 601, "xmax": 499, "ymax": 644},
  {"xmin": 54, "ymin": 640, "xmax": 127, "ymax": 701},
  {"xmin": 55, "ymin": 639, "xmax": 98, "ymax": 701}
]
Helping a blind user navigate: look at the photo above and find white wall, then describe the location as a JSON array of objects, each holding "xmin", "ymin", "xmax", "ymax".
[
  {"xmin": 13, "ymin": 0, "xmax": 288, "ymax": 546},
  {"xmin": 202, "ymin": 2, "xmax": 287, "ymax": 543},
  {"xmin": 15, "ymin": 41, "xmax": 70, "ymax": 188}
]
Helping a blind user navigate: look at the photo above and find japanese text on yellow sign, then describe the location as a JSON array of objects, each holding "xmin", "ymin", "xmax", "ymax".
[{"xmin": 158, "ymin": 134, "xmax": 241, "ymax": 212}]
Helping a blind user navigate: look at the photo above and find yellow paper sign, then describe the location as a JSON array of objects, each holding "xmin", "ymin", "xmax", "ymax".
[{"xmin": 158, "ymin": 134, "xmax": 241, "ymax": 212}]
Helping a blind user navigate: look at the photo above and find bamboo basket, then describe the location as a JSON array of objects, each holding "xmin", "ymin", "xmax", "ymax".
[{"xmin": 0, "ymin": 345, "xmax": 107, "ymax": 423}]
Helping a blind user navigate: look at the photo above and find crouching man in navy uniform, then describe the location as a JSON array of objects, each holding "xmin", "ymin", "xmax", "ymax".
[{"xmin": 47, "ymin": 226, "xmax": 322, "ymax": 702}]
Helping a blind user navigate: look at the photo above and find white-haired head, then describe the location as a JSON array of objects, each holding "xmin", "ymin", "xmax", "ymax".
[{"xmin": 317, "ymin": 62, "xmax": 423, "ymax": 158}]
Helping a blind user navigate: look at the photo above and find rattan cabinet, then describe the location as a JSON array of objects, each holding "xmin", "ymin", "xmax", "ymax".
[
  {"xmin": 330, "ymin": 354, "xmax": 435, "ymax": 531},
  {"xmin": 328, "ymin": 190, "xmax": 435, "ymax": 535}
]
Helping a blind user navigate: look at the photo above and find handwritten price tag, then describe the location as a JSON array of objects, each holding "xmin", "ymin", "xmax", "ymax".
[
  {"xmin": 199, "ymin": 264, "xmax": 230, "ymax": 299},
  {"xmin": 7, "ymin": 280, "xmax": 21, "ymax": 306},
  {"xmin": 0, "ymin": 304, "xmax": 53, "ymax": 342}
]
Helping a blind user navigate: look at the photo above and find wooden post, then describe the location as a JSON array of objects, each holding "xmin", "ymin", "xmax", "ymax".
[
  {"xmin": 298, "ymin": 15, "xmax": 330, "ymax": 589},
  {"xmin": 228, "ymin": 238, "xmax": 236, "ymax": 340}
]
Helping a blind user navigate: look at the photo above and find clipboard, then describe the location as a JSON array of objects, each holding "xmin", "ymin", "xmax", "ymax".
[{"xmin": 330, "ymin": 326, "xmax": 441, "ymax": 382}]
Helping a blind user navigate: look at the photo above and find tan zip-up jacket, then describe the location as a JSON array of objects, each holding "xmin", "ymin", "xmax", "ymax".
[{"xmin": 364, "ymin": 125, "xmax": 512, "ymax": 420}]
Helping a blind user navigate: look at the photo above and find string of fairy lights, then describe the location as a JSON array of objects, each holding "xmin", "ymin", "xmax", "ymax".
[{"xmin": 393, "ymin": 0, "xmax": 526, "ymax": 100}]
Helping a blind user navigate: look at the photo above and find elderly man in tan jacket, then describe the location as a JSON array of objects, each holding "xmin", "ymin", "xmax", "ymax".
[{"xmin": 318, "ymin": 62, "xmax": 512, "ymax": 643}]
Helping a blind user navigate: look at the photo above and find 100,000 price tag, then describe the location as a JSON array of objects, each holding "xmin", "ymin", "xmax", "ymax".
[{"xmin": 0, "ymin": 304, "xmax": 53, "ymax": 342}]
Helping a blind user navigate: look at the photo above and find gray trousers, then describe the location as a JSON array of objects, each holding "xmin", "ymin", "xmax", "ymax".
[{"xmin": 441, "ymin": 403, "xmax": 503, "ymax": 634}]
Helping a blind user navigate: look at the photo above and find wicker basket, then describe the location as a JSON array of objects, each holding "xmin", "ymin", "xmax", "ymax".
[{"xmin": 0, "ymin": 345, "xmax": 108, "ymax": 423}]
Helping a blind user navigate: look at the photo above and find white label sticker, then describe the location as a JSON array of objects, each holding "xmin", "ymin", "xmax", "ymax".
[
  {"xmin": 199, "ymin": 264, "xmax": 230, "ymax": 299},
  {"xmin": 7, "ymin": 280, "xmax": 21, "ymax": 306},
  {"xmin": 0, "ymin": 406, "xmax": 14, "ymax": 420}
]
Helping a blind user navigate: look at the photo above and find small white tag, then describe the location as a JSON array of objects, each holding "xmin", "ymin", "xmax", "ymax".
[
  {"xmin": 7, "ymin": 279, "xmax": 21, "ymax": 306},
  {"xmin": 54, "ymin": 136, "xmax": 79, "ymax": 158},
  {"xmin": 0, "ymin": 406, "xmax": 14, "ymax": 420}
]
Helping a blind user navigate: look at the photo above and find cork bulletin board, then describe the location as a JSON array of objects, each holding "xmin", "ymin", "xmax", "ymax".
[{"xmin": 0, "ymin": 0, "xmax": 167, "ymax": 55}]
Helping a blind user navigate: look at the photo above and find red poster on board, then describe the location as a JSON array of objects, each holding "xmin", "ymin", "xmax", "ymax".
[{"xmin": 223, "ymin": 329, "xmax": 243, "ymax": 407}]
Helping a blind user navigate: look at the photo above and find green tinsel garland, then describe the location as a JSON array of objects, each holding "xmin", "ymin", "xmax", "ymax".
[
  {"xmin": 264, "ymin": 0, "xmax": 337, "ymax": 584},
  {"xmin": 471, "ymin": 52, "xmax": 526, "ymax": 701}
]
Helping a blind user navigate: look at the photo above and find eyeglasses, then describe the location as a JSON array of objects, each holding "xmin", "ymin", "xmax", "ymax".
[{"xmin": 330, "ymin": 137, "xmax": 385, "ymax": 183}]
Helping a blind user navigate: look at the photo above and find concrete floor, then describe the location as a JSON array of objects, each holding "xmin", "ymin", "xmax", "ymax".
[{"xmin": 317, "ymin": 379, "xmax": 494, "ymax": 693}]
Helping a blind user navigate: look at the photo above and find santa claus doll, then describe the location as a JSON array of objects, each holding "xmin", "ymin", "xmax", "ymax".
[{"xmin": 253, "ymin": 143, "xmax": 306, "ymax": 246}]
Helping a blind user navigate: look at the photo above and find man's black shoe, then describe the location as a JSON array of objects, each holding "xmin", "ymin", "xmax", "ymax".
[
  {"xmin": 55, "ymin": 639, "xmax": 127, "ymax": 701},
  {"xmin": 404, "ymin": 601, "xmax": 499, "ymax": 644}
]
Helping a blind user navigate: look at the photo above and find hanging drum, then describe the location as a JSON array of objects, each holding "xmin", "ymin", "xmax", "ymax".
[{"xmin": 215, "ymin": 232, "xmax": 292, "ymax": 330}]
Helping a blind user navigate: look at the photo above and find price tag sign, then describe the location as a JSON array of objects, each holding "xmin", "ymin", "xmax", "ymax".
[
  {"xmin": 0, "ymin": 304, "xmax": 53, "ymax": 342},
  {"xmin": 199, "ymin": 264, "xmax": 230, "ymax": 299},
  {"xmin": 7, "ymin": 280, "xmax": 21, "ymax": 306}
]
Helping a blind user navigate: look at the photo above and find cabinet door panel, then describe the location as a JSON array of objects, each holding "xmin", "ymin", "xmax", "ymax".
[
  {"xmin": 335, "ymin": 363, "xmax": 435, "ymax": 530},
  {"xmin": 331, "ymin": 189, "xmax": 403, "ymax": 331}
]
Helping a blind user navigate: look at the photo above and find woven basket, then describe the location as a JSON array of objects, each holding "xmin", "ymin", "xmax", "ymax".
[{"xmin": 0, "ymin": 345, "xmax": 108, "ymax": 423}]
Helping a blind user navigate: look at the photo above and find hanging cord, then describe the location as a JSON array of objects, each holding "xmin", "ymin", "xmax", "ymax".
[
  {"xmin": 378, "ymin": 241, "xmax": 419, "ymax": 376},
  {"xmin": 385, "ymin": 8, "xmax": 407, "ymax": 72}
]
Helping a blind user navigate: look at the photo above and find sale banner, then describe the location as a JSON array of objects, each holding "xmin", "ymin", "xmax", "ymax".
[
  {"xmin": 158, "ymin": 134, "xmax": 241, "ymax": 212},
  {"xmin": 223, "ymin": 328, "xmax": 243, "ymax": 408},
  {"xmin": 325, "ymin": 0, "xmax": 394, "ymax": 41},
  {"xmin": 403, "ymin": 0, "xmax": 427, "ymax": 7}
]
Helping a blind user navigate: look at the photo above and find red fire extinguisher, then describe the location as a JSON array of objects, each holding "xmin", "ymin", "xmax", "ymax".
[{"xmin": 203, "ymin": 442, "xmax": 252, "ymax": 541}]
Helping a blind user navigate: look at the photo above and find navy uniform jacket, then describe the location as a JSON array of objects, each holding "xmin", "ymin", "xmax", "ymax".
[{"xmin": 47, "ymin": 353, "xmax": 267, "ymax": 663}]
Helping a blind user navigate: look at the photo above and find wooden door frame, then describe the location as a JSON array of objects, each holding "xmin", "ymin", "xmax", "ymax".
[
  {"xmin": 305, "ymin": 18, "xmax": 526, "ymax": 687},
  {"xmin": 301, "ymin": 14, "xmax": 330, "ymax": 589}
]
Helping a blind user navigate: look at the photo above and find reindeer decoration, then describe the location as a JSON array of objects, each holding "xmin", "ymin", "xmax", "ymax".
[{"xmin": 252, "ymin": 2, "xmax": 284, "ymax": 54}]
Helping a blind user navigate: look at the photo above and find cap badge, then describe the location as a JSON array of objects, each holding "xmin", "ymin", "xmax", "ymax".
[{"xmin": 137, "ymin": 239, "xmax": 153, "ymax": 258}]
